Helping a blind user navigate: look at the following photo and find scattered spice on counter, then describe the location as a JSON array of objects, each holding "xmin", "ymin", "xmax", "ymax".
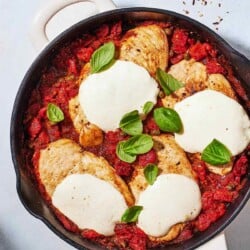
[{"xmin": 198, "ymin": 11, "xmax": 204, "ymax": 17}]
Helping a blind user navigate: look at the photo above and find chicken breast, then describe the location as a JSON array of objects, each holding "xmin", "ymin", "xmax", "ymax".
[
  {"xmin": 206, "ymin": 73, "xmax": 236, "ymax": 99},
  {"xmin": 69, "ymin": 25, "xmax": 168, "ymax": 144},
  {"xmin": 129, "ymin": 134, "xmax": 196, "ymax": 242},
  {"xmin": 161, "ymin": 59, "xmax": 237, "ymax": 176},
  {"xmin": 69, "ymin": 96, "xmax": 103, "ymax": 147},
  {"xmin": 38, "ymin": 138, "xmax": 134, "ymax": 206},
  {"xmin": 162, "ymin": 59, "xmax": 237, "ymax": 109},
  {"xmin": 119, "ymin": 25, "xmax": 168, "ymax": 75}
]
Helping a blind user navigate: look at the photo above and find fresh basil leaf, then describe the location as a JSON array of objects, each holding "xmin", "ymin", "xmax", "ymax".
[
  {"xmin": 144, "ymin": 164, "xmax": 158, "ymax": 185},
  {"xmin": 46, "ymin": 103, "xmax": 64, "ymax": 123},
  {"xmin": 143, "ymin": 101, "xmax": 154, "ymax": 115},
  {"xmin": 119, "ymin": 110, "xmax": 143, "ymax": 135},
  {"xmin": 121, "ymin": 206, "xmax": 143, "ymax": 223},
  {"xmin": 90, "ymin": 42, "xmax": 115, "ymax": 73},
  {"xmin": 123, "ymin": 134, "xmax": 154, "ymax": 155},
  {"xmin": 201, "ymin": 139, "xmax": 231, "ymax": 166},
  {"xmin": 156, "ymin": 68, "xmax": 184, "ymax": 95},
  {"xmin": 153, "ymin": 107, "xmax": 182, "ymax": 133},
  {"xmin": 116, "ymin": 141, "xmax": 136, "ymax": 163}
]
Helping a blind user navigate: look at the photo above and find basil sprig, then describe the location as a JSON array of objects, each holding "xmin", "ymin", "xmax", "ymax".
[
  {"xmin": 121, "ymin": 206, "xmax": 143, "ymax": 223},
  {"xmin": 156, "ymin": 68, "xmax": 184, "ymax": 95},
  {"xmin": 116, "ymin": 134, "xmax": 154, "ymax": 163},
  {"xmin": 144, "ymin": 164, "xmax": 158, "ymax": 185},
  {"xmin": 119, "ymin": 110, "xmax": 143, "ymax": 135},
  {"xmin": 153, "ymin": 107, "xmax": 182, "ymax": 133},
  {"xmin": 201, "ymin": 139, "xmax": 231, "ymax": 166},
  {"xmin": 90, "ymin": 42, "xmax": 115, "ymax": 73},
  {"xmin": 46, "ymin": 103, "xmax": 64, "ymax": 123},
  {"xmin": 143, "ymin": 101, "xmax": 154, "ymax": 115}
]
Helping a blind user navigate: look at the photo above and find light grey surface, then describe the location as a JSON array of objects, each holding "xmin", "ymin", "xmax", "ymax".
[{"xmin": 0, "ymin": 0, "xmax": 249, "ymax": 250}]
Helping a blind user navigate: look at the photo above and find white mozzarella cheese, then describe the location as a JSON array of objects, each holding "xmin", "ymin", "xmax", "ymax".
[
  {"xmin": 52, "ymin": 174, "xmax": 127, "ymax": 236},
  {"xmin": 174, "ymin": 90, "xmax": 250, "ymax": 156},
  {"xmin": 137, "ymin": 174, "xmax": 201, "ymax": 237},
  {"xmin": 79, "ymin": 60, "xmax": 159, "ymax": 131}
]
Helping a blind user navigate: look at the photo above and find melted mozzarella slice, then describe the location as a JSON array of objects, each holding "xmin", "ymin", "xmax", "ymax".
[
  {"xmin": 137, "ymin": 174, "xmax": 201, "ymax": 237},
  {"xmin": 174, "ymin": 90, "xmax": 250, "ymax": 155},
  {"xmin": 79, "ymin": 60, "xmax": 159, "ymax": 132},
  {"xmin": 52, "ymin": 174, "xmax": 127, "ymax": 236}
]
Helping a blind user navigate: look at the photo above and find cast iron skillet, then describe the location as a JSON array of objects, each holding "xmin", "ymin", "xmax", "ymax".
[{"xmin": 10, "ymin": 7, "xmax": 250, "ymax": 250}]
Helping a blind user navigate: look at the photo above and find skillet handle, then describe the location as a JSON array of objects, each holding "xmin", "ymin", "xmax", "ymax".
[{"xmin": 30, "ymin": 0, "xmax": 116, "ymax": 52}]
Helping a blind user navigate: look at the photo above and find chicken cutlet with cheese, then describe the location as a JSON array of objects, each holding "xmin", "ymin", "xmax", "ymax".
[
  {"xmin": 162, "ymin": 59, "xmax": 237, "ymax": 109},
  {"xmin": 129, "ymin": 134, "xmax": 199, "ymax": 242},
  {"xmin": 38, "ymin": 138, "xmax": 134, "ymax": 206},
  {"xmin": 38, "ymin": 138, "xmax": 135, "ymax": 235},
  {"xmin": 69, "ymin": 25, "xmax": 168, "ymax": 146},
  {"xmin": 161, "ymin": 59, "xmax": 237, "ymax": 175}
]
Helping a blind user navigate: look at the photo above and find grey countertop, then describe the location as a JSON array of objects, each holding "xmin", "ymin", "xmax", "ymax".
[{"xmin": 0, "ymin": 0, "xmax": 249, "ymax": 249}]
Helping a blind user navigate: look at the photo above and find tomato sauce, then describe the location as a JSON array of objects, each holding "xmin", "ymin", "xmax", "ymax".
[{"xmin": 23, "ymin": 20, "xmax": 249, "ymax": 250}]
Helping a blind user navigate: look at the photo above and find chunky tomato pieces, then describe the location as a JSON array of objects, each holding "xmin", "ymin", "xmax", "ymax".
[
  {"xmin": 114, "ymin": 224, "xmax": 148, "ymax": 250},
  {"xmin": 189, "ymin": 42, "xmax": 211, "ymax": 61},
  {"xmin": 206, "ymin": 58, "xmax": 225, "ymax": 74},
  {"xmin": 171, "ymin": 28, "xmax": 189, "ymax": 54},
  {"xmin": 138, "ymin": 149, "xmax": 157, "ymax": 167},
  {"xmin": 191, "ymin": 155, "xmax": 248, "ymax": 232}
]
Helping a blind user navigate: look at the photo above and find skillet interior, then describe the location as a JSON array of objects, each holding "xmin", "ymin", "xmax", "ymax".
[{"xmin": 10, "ymin": 7, "xmax": 250, "ymax": 250}]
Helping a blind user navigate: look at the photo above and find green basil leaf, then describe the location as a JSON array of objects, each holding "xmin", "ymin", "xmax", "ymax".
[
  {"xmin": 144, "ymin": 164, "xmax": 158, "ymax": 185},
  {"xmin": 116, "ymin": 141, "xmax": 137, "ymax": 163},
  {"xmin": 156, "ymin": 68, "xmax": 184, "ymax": 95},
  {"xmin": 123, "ymin": 134, "xmax": 154, "ymax": 155},
  {"xmin": 121, "ymin": 206, "xmax": 143, "ymax": 223},
  {"xmin": 143, "ymin": 101, "xmax": 154, "ymax": 115},
  {"xmin": 119, "ymin": 110, "xmax": 143, "ymax": 135},
  {"xmin": 46, "ymin": 103, "xmax": 64, "ymax": 123},
  {"xmin": 153, "ymin": 107, "xmax": 182, "ymax": 133},
  {"xmin": 201, "ymin": 139, "xmax": 231, "ymax": 166},
  {"xmin": 90, "ymin": 42, "xmax": 115, "ymax": 73}
]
